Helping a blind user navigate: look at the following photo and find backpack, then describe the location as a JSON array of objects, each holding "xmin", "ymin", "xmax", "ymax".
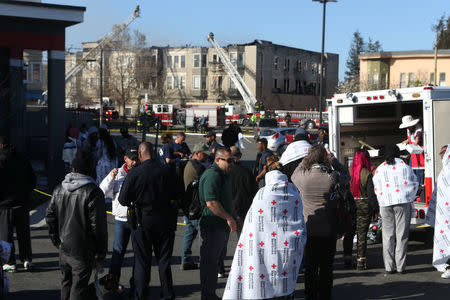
[
  {"xmin": 182, "ymin": 163, "xmax": 224, "ymax": 220},
  {"xmin": 333, "ymin": 182, "xmax": 357, "ymax": 235},
  {"xmin": 175, "ymin": 158, "xmax": 190, "ymax": 201}
]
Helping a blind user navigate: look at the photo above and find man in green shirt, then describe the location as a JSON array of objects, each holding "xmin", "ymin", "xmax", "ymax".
[{"xmin": 199, "ymin": 147, "xmax": 237, "ymax": 300}]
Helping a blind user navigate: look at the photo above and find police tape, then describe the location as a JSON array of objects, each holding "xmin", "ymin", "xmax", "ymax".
[{"xmin": 33, "ymin": 188, "xmax": 186, "ymax": 226}]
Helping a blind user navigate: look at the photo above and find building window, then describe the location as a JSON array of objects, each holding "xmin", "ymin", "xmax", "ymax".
[
  {"xmin": 380, "ymin": 73, "xmax": 387, "ymax": 89},
  {"xmin": 283, "ymin": 79, "xmax": 290, "ymax": 93},
  {"xmin": 181, "ymin": 55, "xmax": 186, "ymax": 68},
  {"xmin": 440, "ymin": 73, "xmax": 446, "ymax": 86},
  {"xmin": 174, "ymin": 56, "xmax": 179, "ymax": 68},
  {"xmin": 400, "ymin": 73, "xmax": 406, "ymax": 88},
  {"xmin": 408, "ymin": 73, "xmax": 415, "ymax": 87},
  {"xmin": 193, "ymin": 75, "xmax": 200, "ymax": 89},
  {"xmin": 274, "ymin": 78, "xmax": 278, "ymax": 89},
  {"xmin": 180, "ymin": 75, "xmax": 186, "ymax": 89},
  {"xmin": 125, "ymin": 107, "xmax": 132, "ymax": 116},
  {"xmin": 284, "ymin": 58, "xmax": 290, "ymax": 71},
  {"xmin": 304, "ymin": 61, "xmax": 308, "ymax": 72},
  {"xmin": 201, "ymin": 77, "xmax": 207, "ymax": 89},
  {"xmin": 274, "ymin": 57, "xmax": 279, "ymax": 70},
  {"xmin": 238, "ymin": 53, "xmax": 244, "ymax": 67},
  {"xmin": 31, "ymin": 63, "xmax": 41, "ymax": 83},
  {"xmin": 212, "ymin": 54, "xmax": 217, "ymax": 63},
  {"xmin": 430, "ymin": 72, "xmax": 435, "ymax": 84},
  {"xmin": 167, "ymin": 76, "xmax": 173, "ymax": 89},
  {"xmin": 202, "ymin": 54, "xmax": 207, "ymax": 67},
  {"xmin": 194, "ymin": 54, "xmax": 200, "ymax": 68},
  {"xmin": 230, "ymin": 79, "xmax": 236, "ymax": 90},
  {"xmin": 167, "ymin": 56, "xmax": 172, "ymax": 68},
  {"xmin": 372, "ymin": 74, "xmax": 379, "ymax": 86},
  {"xmin": 312, "ymin": 64, "xmax": 316, "ymax": 76},
  {"xmin": 297, "ymin": 60, "xmax": 302, "ymax": 72},
  {"xmin": 174, "ymin": 76, "xmax": 179, "ymax": 89},
  {"xmin": 230, "ymin": 53, "xmax": 237, "ymax": 65},
  {"xmin": 86, "ymin": 77, "xmax": 96, "ymax": 89}
]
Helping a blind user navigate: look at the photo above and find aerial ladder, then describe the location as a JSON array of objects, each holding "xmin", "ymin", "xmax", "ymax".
[
  {"xmin": 207, "ymin": 32, "xmax": 258, "ymax": 114},
  {"xmin": 43, "ymin": 6, "xmax": 141, "ymax": 98}
]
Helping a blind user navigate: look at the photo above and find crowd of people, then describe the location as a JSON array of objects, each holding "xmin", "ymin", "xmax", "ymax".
[{"xmin": 1, "ymin": 116, "xmax": 450, "ymax": 300}]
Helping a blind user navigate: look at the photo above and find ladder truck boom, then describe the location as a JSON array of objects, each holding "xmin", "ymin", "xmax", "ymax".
[
  {"xmin": 207, "ymin": 32, "xmax": 257, "ymax": 113},
  {"xmin": 43, "ymin": 6, "xmax": 141, "ymax": 97}
]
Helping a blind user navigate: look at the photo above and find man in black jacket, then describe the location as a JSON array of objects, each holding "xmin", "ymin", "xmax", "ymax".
[
  {"xmin": 0, "ymin": 137, "xmax": 36, "ymax": 272},
  {"xmin": 119, "ymin": 142, "xmax": 177, "ymax": 300},
  {"xmin": 45, "ymin": 151, "xmax": 107, "ymax": 300}
]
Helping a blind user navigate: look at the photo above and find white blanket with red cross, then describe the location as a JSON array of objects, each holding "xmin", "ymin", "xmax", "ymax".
[
  {"xmin": 433, "ymin": 145, "xmax": 450, "ymax": 272},
  {"xmin": 373, "ymin": 158, "xmax": 419, "ymax": 208},
  {"xmin": 222, "ymin": 170, "xmax": 307, "ymax": 300}
]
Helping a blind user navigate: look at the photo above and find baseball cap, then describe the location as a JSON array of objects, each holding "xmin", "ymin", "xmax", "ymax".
[
  {"xmin": 125, "ymin": 148, "xmax": 139, "ymax": 161},
  {"xmin": 204, "ymin": 131, "xmax": 216, "ymax": 138},
  {"xmin": 192, "ymin": 143, "xmax": 211, "ymax": 155}
]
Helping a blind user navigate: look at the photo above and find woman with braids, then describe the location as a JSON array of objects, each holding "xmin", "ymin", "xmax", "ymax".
[
  {"xmin": 349, "ymin": 149, "xmax": 379, "ymax": 270},
  {"xmin": 373, "ymin": 144, "xmax": 418, "ymax": 275},
  {"xmin": 96, "ymin": 125, "xmax": 118, "ymax": 185}
]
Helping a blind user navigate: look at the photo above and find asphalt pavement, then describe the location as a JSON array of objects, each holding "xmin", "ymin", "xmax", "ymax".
[{"xmin": 5, "ymin": 132, "xmax": 450, "ymax": 299}]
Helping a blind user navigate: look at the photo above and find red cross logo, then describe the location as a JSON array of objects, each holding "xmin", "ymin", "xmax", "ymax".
[
  {"xmin": 400, "ymin": 161, "xmax": 404, "ymax": 164},
  {"xmin": 260, "ymin": 274, "xmax": 265, "ymax": 279},
  {"xmin": 271, "ymin": 232, "xmax": 277, "ymax": 237},
  {"xmin": 258, "ymin": 209, "xmax": 264, "ymax": 214},
  {"xmin": 374, "ymin": 188, "xmax": 377, "ymax": 191},
  {"xmin": 380, "ymin": 192, "xmax": 383, "ymax": 196},
  {"xmin": 238, "ymin": 275, "xmax": 243, "ymax": 281},
  {"xmin": 293, "ymin": 259, "xmax": 296, "ymax": 265},
  {"xmin": 404, "ymin": 181, "xmax": 408, "ymax": 185},
  {"xmin": 282, "ymin": 271, "xmax": 287, "ymax": 276},
  {"xmin": 376, "ymin": 170, "xmax": 379, "ymax": 174},
  {"xmin": 238, "ymin": 243, "xmax": 243, "ymax": 248},
  {"xmin": 271, "ymin": 264, "xmax": 277, "ymax": 269},
  {"xmin": 446, "ymin": 202, "xmax": 449, "ymax": 206},
  {"xmin": 295, "ymin": 200, "xmax": 299, "ymax": 205},
  {"xmin": 295, "ymin": 230, "xmax": 300, "ymax": 236},
  {"xmin": 446, "ymin": 220, "xmax": 449, "ymax": 224},
  {"xmin": 284, "ymin": 240, "xmax": 289, "ymax": 246},
  {"xmin": 386, "ymin": 184, "xmax": 390, "ymax": 187},
  {"xmin": 271, "ymin": 200, "xmax": 277, "ymax": 205},
  {"xmin": 249, "ymin": 265, "xmax": 254, "ymax": 271},
  {"xmin": 393, "ymin": 167, "xmax": 396, "ymax": 170},
  {"xmin": 441, "ymin": 230, "xmax": 444, "ymax": 234},
  {"xmin": 283, "ymin": 209, "xmax": 288, "ymax": 215},
  {"xmin": 441, "ymin": 249, "xmax": 445, "ymax": 253},
  {"xmin": 249, "ymin": 232, "xmax": 253, "ymax": 238},
  {"xmin": 259, "ymin": 241, "xmax": 265, "ymax": 247},
  {"xmin": 396, "ymin": 189, "xmax": 400, "ymax": 193}
]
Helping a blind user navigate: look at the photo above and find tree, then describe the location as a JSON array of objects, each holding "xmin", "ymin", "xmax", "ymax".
[{"xmin": 433, "ymin": 14, "xmax": 450, "ymax": 49}]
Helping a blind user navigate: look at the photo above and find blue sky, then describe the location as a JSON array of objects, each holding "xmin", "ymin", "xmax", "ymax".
[{"xmin": 50, "ymin": 0, "xmax": 450, "ymax": 80}]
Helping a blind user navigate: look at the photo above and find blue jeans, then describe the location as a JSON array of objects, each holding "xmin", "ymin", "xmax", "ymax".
[
  {"xmin": 109, "ymin": 220, "xmax": 131, "ymax": 280},
  {"xmin": 181, "ymin": 217, "xmax": 199, "ymax": 264}
]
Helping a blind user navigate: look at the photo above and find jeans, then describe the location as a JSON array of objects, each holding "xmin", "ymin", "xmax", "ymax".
[
  {"xmin": 181, "ymin": 217, "xmax": 199, "ymax": 264},
  {"xmin": 304, "ymin": 235, "xmax": 336, "ymax": 300},
  {"xmin": 199, "ymin": 226, "xmax": 229, "ymax": 300},
  {"xmin": 60, "ymin": 251, "xmax": 93, "ymax": 300},
  {"xmin": 109, "ymin": 220, "xmax": 131, "ymax": 280}
]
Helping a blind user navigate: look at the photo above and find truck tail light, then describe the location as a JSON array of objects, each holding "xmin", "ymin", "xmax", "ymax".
[
  {"xmin": 272, "ymin": 133, "xmax": 279, "ymax": 139},
  {"xmin": 415, "ymin": 209, "xmax": 419, "ymax": 218},
  {"xmin": 419, "ymin": 210, "xmax": 425, "ymax": 219},
  {"xmin": 424, "ymin": 86, "xmax": 434, "ymax": 90},
  {"xmin": 380, "ymin": 95, "xmax": 385, "ymax": 99}
]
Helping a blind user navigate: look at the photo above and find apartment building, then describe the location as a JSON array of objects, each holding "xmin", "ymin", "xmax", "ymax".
[
  {"xmin": 359, "ymin": 50, "xmax": 450, "ymax": 91},
  {"xmin": 67, "ymin": 40, "xmax": 338, "ymax": 116}
]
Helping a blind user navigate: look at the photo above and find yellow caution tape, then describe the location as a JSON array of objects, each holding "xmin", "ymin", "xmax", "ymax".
[{"xmin": 416, "ymin": 224, "xmax": 431, "ymax": 228}]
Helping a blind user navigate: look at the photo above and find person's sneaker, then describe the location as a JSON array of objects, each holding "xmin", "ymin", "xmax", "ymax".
[
  {"xmin": 180, "ymin": 262, "xmax": 198, "ymax": 270},
  {"xmin": 24, "ymin": 261, "xmax": 33, "ymax": 271},
  {"xmin": 217, "ymin": 272, "xmax": 225, "ymax": 278},
  {"xmin": 442, "ymin": 269, "xmax": 450, "ymax": 279},
  {"xmin": 2, "ymin": 264, "xmax": 16, "ymax": 273},
  {"xmin": 356, "ymin": 258, "xmax": 367, "ymax": 271}
]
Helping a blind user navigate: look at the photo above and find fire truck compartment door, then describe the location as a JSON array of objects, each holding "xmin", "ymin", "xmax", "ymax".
[
  {"xmin": 433, "ymin": 99, "xmax": 450, "ymax": 178},
  {"xmin": 208, "ymin": 110, "xmax": 217, "ymax": 127},
  {"xmin": 338, "ymin": 106, "xmax": 354, "ymax": 125},
  {"xmin": 186, "ymin": 109, "xmax": 194, "ymax": 127}
]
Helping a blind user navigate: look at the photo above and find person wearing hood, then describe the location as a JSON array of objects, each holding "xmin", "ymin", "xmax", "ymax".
[
  {"xmin": 427, "ymin": 145, "xmax": 450, "ymax": 278},
  {"xmin": 279, "ymin": 128, "xmax": 311, "ymax": 181},
  {"xmin": 45, "ymin": 151, "xmax": 107, "ymax": 300},
  {"xmin": 96, "ymin": 125, "xmax": 118, "ymax": 185},
  {"xmin": 373, "ymin": 144, "xmax": 418, "ymax": 275},
  {"xmin": 99, "ymin": 148, "xmax": 138, "ymax": 285},
  {"xmin": 223, "ymin": 159, "xmax": 307, "ymax": 300}
]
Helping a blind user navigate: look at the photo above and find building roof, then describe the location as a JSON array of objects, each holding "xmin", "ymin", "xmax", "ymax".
[
  {"xmin": 0, "ymin": 1, "xmax": 86, "ymax": 25},
  {"xmin": 359, "ymin": 49, "xmax": 450, "ymax": 59}
]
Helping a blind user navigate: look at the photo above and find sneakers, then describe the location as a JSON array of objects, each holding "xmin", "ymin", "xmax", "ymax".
[
  {"xmin": 180, "ymin": 262, "xmax": 198, "ymax": 270},
  {"xmin": 356, "ymin": 257, "xmax": 367, "ymax": 271},
  {"xmin": 217, "ymin": 272, "xmax": 225, "ymax": 278},
  {"xmin": 24, "ymin": 261, "xmax": 33, "ymax": 271},
  {"xmin": 2, "ymin": 264, "xmax": 16, "ymax": 273},
  {"xmin": 442, "ymin": 267, "xmax": 450, "ymax": 279}
]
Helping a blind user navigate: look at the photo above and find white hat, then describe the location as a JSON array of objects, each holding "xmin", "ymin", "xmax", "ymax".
[
  {"xmin": 399, "ymin": 115, "xmax": 420, "ymax": 129},
  {"xmin": 280, "ymin": 140, "xmax": 311, "ymax": 165}
]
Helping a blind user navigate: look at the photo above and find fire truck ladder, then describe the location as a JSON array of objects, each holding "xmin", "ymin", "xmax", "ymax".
[
  {"xmin": 43, "ymin": 6, "xmax": 141, "ymax": 97},
  {"xmin": 207, "ymin": 32, "xmax": 257, "ymax": 114}
]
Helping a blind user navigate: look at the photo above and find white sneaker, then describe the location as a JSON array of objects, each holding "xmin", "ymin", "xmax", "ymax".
[
  {"xmin": 441, "ymin": 269, "xmax": 450, "ymax": 279},
  {"xmin": 217, "ymin": 273, "xmax": 225, "ymax": 278},
  {"xmin": 24, "ymin": 261, "xmax": 33, "ymax": 271},
  {"xmin": 2, "ymin": 264, "xmax": 16, "ymax": 272}
]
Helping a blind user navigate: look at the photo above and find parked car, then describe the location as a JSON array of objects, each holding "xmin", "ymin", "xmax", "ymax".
[
  {"xmin": 254, "ymin": 118, "xmax": 279, "ymax": 140},
  {"xmin": 258, "ymin": 127, "xmax": 297, "ymax": 155}
]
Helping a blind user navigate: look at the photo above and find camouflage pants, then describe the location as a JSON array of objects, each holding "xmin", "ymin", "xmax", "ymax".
[{"xmin": 356, "ymin": 199, "xmax": 373, "ymax": 258}]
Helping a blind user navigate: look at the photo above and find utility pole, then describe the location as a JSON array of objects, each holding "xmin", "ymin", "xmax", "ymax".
[
  {"xmin": 99, "ymin": 48, "xmax": 103, "ymax": 126},
  {"xmin": 434, "ymin": 31, "xmax": 438, "ymax": 86}
]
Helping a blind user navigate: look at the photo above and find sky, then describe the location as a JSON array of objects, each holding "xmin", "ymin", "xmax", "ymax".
[{"xmin": 49, "ymin": 0, "xmax": 450, "ymax": 81}]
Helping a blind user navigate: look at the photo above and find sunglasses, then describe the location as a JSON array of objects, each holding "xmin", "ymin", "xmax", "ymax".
[{"xmin": 219, "ymin": 158, "xmax": 234, "ymax": 164}]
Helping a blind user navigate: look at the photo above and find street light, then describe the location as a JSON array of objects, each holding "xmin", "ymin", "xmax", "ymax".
[{"xmin": 313, "ymin": 0, "xmax": 336, "ymax": 126}]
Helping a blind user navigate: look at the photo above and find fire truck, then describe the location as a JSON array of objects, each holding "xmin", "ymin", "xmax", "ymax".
[
  {"xmin": 145, "ymin": 103, "xmax": 176, "ymax": 127},
  {"xmin": 327, "ymin": 86, "xmax": 450, "ymax": 228},
  {"xmin": 185, "ymin": 105, "xmax": 226, "ymax": 127}
]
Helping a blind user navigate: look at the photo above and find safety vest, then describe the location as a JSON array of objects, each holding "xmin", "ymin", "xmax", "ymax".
[{"xmin": 407, "ymin": 136, "xmax": 425, "ymax": 168}]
